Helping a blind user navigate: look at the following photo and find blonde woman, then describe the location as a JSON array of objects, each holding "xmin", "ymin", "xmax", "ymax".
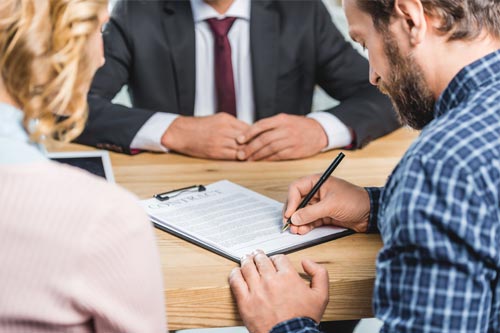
[{"xmin": 0, "ymin": 1, "xmax": 166, "ymax": 332}]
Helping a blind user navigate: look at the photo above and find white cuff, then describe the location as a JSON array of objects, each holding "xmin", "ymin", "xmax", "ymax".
[
  {"xmin": 307, "ymin": 112, "xmax": 352, "ymax": 151},
  {"xmin": 129, "ymin": 113, "xmax": 179, "ymax": 152}
]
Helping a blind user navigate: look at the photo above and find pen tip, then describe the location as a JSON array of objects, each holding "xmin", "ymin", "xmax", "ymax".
[{"xmin": 281, "ymin": 224, "xmax": 290, "ymax": 233}]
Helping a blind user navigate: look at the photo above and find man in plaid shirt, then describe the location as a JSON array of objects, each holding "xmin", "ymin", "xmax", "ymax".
[{"xmin": 228, "ymin": 0, "xmax": 500, "ymax": 332}]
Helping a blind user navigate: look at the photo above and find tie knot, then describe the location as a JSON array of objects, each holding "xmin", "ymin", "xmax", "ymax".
[{"xmin": 206, "ymin": 17, "xmax": 237, "ymax": 37}]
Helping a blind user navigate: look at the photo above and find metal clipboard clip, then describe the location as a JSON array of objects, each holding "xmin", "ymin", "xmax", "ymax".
[{"xmin": 153, "ymin": 184, "xmax": 206, "ymax": 201}]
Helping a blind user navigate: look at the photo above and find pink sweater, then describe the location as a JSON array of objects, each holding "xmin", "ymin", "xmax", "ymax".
[{"xmin": 0, "ymin": 161, "xmax": 167, "ymax": 332}]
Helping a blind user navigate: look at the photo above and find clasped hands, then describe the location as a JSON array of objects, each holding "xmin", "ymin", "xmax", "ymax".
[{"xmin": 161, "ymin": 113, "xmax": 328, "ymax": 160}]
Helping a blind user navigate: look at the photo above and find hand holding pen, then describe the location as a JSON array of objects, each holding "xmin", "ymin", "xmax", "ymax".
[
  {"xmin": 282, "ymin": 153, "xmax": 345, "ymax": 232},
  {"xmin": 282, "ymin": 152, "xmax": 373, "ymax": 234}
]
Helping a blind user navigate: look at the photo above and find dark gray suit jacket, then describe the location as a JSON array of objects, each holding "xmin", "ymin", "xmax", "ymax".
[{"xmin": 77, "ymin": 0, "xmax": 400, "ymax": 154}]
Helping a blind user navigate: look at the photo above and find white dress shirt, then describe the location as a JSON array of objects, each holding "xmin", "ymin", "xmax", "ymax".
[{"xmin": 130, "ymin": 0, "xmax": 352, "ymax": 152}]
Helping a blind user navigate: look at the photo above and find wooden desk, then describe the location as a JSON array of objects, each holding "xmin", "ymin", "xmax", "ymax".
[{"xmin": 49, "ymin": 127, "xmax": 418, "ymax": 330}]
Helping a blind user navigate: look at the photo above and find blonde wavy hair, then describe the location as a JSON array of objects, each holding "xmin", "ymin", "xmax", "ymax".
[{"xmin": 0, "ymin": 0, "xmax": 107, "ymax": 143}]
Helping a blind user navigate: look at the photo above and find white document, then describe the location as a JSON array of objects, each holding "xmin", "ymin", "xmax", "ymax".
[{"xmin": 141, "ymin": 180, "xmax": 350, "ymax": 262}]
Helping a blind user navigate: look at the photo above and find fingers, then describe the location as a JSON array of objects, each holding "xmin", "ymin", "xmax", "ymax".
[
  {"xmin": 254, "ymin": 250, "xmax": 277, "ymax": 275},
  {"xmin": 261, "ymin": 148, "xmax": 296, "ymax": 161},
  {"xmin": 201, "ymin": 136, "xmax": 241, "ymax": 159},
  {"xmin": 211, "ymin": 113, "xmax": 250, "ymax": 144},
  {"xmin": 241, "ymin": 250, "xmax": 277, "ymax": 276},
  {"xmin": 168, "ymin": 114, "xmax": 249, "ymax": 160},
  {"xmin": 251, "ymin": 143, "xmax": 299, "ymax": 161},
  {"xmin": 219, "ymin": 122, "xmax": 250, "ymax": 147},
  {"xmin": 236, "ymin": 123, "xmax": 282, "ymax": 161},
  {"xmin": 270, "ymin": 254, "xmax": 295, "ymax": 274},
  {"xmin": 240, "ymin": 254, "xmax": 261, "ymax": 287},
  {"xmin": 217, "ymin": 148, "xmax": 241, "ymax": 160},
  {"xmin": 291, "ymin": 199, "xmax": 332, "ymax": 227},
  {"xmin": 203, "ymin": 122, "xmax": 247, "ymax": 159},
  {"xmin": 283, "ymin": 175, "xmax": 321, "ymax": 220},
  {"xmin": 289, "ymin": 223, "xmax": 314, "ymax": 235},
  {"xmin": 213, "ymin": 112, "xmax": 248, "ymax": 127},
  {"xmin": 282, "ymin": 200, "xmax": 288, "ymax": 217},
  {"xmin": 248, "ymin": 139, "xmax": 292, "ymax": 161},
  {"xmin": 301, "ymin": 259, "xmax": 329, "ymax": 296},
  {"xmin": 240, "ymin": 131, "xmax": 289, "ymax": 161},
  {"xmin": 236, "ymin": 117, "xmax": 278, "ymax": 145},
  {"xmin": 231, "ymin": 119, "xmax": 251, "ymax": 132},
  {"xmin": 229, "ymin": 267, "xmax": 249, "ymax": 300},
  {"xmin": 212, "ymin": 116, "xmax": 250, "ymax": 158}
]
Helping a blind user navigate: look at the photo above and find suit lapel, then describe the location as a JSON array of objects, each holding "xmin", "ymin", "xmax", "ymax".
[
  {"xmin": 162, "ymin": 0, "xmax": 196, "ymax": 116},
  {"xmin": 250, "ymin": 0, "xmax": 279, "ymax": 120}
]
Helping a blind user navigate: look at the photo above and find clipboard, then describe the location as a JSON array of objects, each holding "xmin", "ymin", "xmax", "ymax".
[{"xmin": 142, "ymin": 180, "xmax": 352, "ymax": 263}]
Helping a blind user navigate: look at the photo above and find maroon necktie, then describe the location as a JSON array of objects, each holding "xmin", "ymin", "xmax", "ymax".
[{"xmin": 206, "ymin": 17, "xmax": 237, "ymax": 116}]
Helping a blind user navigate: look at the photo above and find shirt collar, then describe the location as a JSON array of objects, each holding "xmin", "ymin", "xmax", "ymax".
[
  {"xmin": 190, "ymin": 0, "xmax": 250, "ymax": 23},
  {"xmin": 0, "ymin": 103, "xmax": 47, "ymax": 164},
  {"xmin": 434, "ymin": 49, "xmax": 500, "ymax": 118}
]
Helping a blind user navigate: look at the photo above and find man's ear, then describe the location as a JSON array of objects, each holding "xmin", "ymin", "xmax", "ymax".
[{"xmin": 393, "ymin": 0, "xmax": 427, "ymax": 46}]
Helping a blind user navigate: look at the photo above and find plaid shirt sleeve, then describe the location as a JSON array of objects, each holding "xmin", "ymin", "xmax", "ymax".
[
  {"xmin": 374, "ymin": 154, "xmax": 500, "ymax": 332},
  {"xmin": 270, "ymin": 317, "xmax": 321, "ymax": 333},
  {"xmin": 365, "ymin": 187, "xmax": 382, "ymax": 233}
]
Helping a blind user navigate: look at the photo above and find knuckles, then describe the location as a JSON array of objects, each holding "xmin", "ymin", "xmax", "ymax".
[
  {"xmin": 214, "ymin": 112, "xmax": 232, "ymax": 121},
  {"xmin": 275, "ymin": 113, "xmax": 288, "ymax": 122}
]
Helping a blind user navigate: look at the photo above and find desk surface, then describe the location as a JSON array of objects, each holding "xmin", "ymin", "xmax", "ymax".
[{"xmin": 49, "ymin": 127, "xmax": 419, "ymax": 330}]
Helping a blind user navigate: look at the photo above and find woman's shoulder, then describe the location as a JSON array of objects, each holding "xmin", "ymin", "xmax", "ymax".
[{"xmin": 6, "ymin": 160, "xmax": 144, "ymax": 219}]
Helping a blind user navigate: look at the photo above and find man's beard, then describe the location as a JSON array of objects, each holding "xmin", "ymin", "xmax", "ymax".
[{"xmin": 378, "ymin": 33, "xmax": 436, "ymax": 130}]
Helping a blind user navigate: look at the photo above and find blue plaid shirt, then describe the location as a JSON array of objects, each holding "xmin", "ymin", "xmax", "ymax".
[{"xmin": 272, "ymin": 50, "xmax": 500, "ymax": 333}]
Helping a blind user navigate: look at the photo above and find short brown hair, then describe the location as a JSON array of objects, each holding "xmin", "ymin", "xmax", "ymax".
[{"xmin": 356, "ymin": 0, "xmax": 500, "ymax": 40}]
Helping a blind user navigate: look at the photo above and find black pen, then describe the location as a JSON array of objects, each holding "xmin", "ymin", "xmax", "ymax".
[{"xmin": 281, "ymin": 152, "xmax": 345, "ymax": 232}]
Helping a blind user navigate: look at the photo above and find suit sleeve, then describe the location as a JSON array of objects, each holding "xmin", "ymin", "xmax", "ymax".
[
  {"xmin": 313, "ymin": 1, "xmax": 400, "ymax": 148},
  {"xmin": 75, "ymin": 1, "xmax": 157, "ymax": 154}
]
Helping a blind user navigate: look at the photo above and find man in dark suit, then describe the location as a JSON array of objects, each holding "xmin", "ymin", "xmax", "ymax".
[{"xmin": 77, "ymin": 0, "xmax": 400, "ymax": 160}]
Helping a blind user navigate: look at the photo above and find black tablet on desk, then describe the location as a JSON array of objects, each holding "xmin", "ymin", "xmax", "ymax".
[{"xmin": 47, "ymin": 151, "xmax": 115, "ymax": 183}]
